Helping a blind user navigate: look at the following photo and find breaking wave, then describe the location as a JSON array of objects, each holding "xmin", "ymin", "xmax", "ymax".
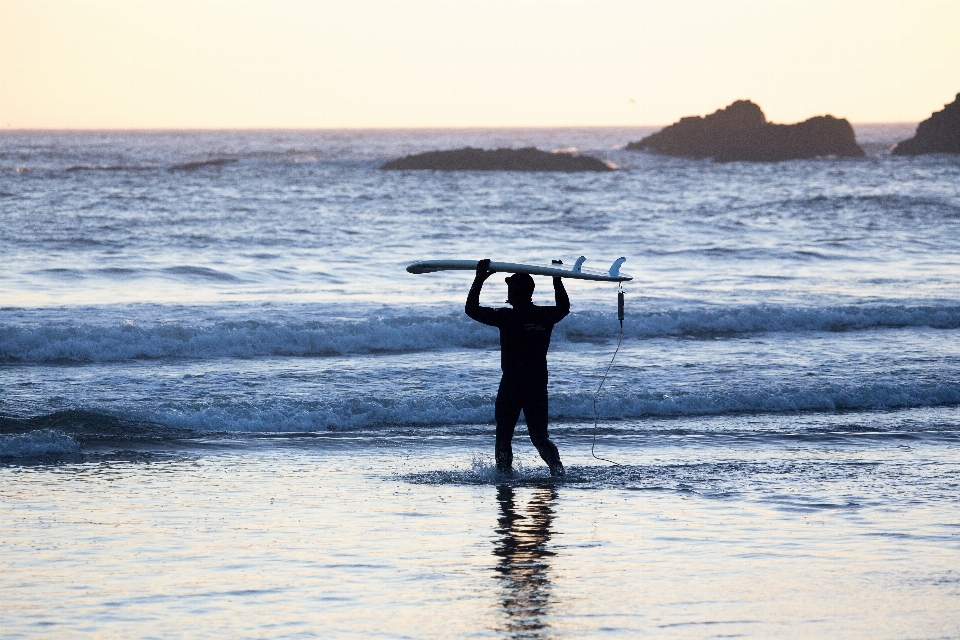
[
  {"xmin": 0, "ymin": 429, "xmax": 80, "ymax": 458},
  {"xmin": 159, "ymin": 381, "xmax": 960, "ymax": 431},
  {"xmin": 2, "ymin": 304, "xmax": 959, "ymax": 363},
  {"xmin": 5, "ymin": 380, "xmax": 957, "ymax": 438}
]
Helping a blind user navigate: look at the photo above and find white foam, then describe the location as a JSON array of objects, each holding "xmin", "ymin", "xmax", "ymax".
[
  {"xmin": 3, "ymin": 304, "xmax": 959, "ymax": 363},
  {"xmin": 0, "ymin": 430, "xmax": 80, "ymax": 458},
  {"xmin": 111, "ymin": 380, "xmax": 960, "ymax": 433},
  {"xmin": 563, "ymin": 381, "xmax": 960, "ymax": 419}
]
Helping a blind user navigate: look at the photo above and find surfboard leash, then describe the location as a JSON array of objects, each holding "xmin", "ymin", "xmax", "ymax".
[{"xmin": 591, "ymin": 284, "xmax": 624, "ymax": 466}]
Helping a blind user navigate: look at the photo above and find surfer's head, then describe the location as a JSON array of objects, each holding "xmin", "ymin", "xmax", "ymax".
[{"xmin": 505, "ymin": 273, "xmax": 535, "ymax": 306}]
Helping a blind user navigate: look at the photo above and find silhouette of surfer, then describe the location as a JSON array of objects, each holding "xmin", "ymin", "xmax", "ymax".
[{"xmin": 466, "ymin": 259, "xmax": 569, "ymax": 476}]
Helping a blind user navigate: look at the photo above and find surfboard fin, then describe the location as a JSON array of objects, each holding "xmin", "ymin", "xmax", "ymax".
[
  {"xmin": 573, "ymin": 256, "xmax": 586, "ymax": 274},
  {"xmin": 608, "ymin": 257, "xmax": 626, "ymax": 278}
]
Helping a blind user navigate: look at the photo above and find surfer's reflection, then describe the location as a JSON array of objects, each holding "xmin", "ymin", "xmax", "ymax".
[{"xmin": 493, "ymin": 484, "xmax": 557, "ymax": 638}]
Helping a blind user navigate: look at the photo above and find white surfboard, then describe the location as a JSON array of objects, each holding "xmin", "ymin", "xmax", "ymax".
[{"xmin": 406, "ymin": 257, "xmax": 632, "ymax": 282}]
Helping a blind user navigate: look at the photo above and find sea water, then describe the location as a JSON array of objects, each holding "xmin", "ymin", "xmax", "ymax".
[{"xmin": 1, "ymin": 126, "xmax": 959, "ymax": 638}]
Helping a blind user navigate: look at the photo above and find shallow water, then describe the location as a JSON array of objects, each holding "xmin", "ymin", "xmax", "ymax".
[
  {"xmin": 2, "ymin": 126, "xmax": 959, "ymax": 636},
  {"xmin": 3, "ymin": 425, "xmax": 959, "ymax": 638}
]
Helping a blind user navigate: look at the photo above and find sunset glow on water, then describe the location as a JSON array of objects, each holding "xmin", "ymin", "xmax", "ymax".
[{"xmin": 3, "ymin": 1, "xmax": 960, "ymax": 636}]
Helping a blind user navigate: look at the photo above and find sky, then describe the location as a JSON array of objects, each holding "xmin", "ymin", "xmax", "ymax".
[{"xmin": 1, "ymin": 0, "xmax": 958, "ymax": 129}]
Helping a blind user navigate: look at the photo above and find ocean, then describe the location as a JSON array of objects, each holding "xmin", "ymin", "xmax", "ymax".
[{"xmin": 2, "ymin": 125, "xmax": 959, "ymax": 638}]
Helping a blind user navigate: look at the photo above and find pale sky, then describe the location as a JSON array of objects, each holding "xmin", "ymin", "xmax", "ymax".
[{"xmin": 1, "ymin": 0, "xmax": 958, "ymax": 129}]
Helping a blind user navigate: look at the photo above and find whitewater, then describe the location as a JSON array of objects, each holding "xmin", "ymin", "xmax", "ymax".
[{"xmin": 2, "ymin": 127, "xmax": 959, "ymax": 638}]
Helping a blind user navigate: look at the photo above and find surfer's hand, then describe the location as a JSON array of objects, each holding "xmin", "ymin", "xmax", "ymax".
[{"xmin": 475, "ymin": 259, "xmax": 493, "ymax": 279}]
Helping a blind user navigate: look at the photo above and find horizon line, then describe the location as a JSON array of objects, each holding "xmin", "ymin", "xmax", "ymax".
[{"xmin": 1, "ymin": 122, "xmax": 919, "ymax": 133}]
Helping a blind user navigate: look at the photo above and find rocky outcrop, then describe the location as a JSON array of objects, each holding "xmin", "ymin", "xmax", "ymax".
[
  {"xmin": 626, "ymin": 100, "xmax": 864, "ymax": 162},
  {"xmin": 892, "ymin": 93, "xmax": 960, "ymax": 156},
  {"xmin": 381, "ymin": 147, "xmax": 613, "ymax": 172}
]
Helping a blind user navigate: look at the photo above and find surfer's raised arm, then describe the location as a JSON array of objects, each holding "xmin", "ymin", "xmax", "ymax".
[
  {"xmin": 465, "ymin": 258, "xmax": 497, "ymax": 325},
  {"xmin": 553, "ymin": 276, "xmax": 570, "ymax": 318}
]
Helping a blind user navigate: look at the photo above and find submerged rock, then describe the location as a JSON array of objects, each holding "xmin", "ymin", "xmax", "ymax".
[
  {"xmin": 892, "ymin": 93, "xmax": 960, "ymax": 156},
  {"xmin": 626, "ymin": 100, "xmax": 864, "ymax": 162},
  {"xmin": 381, "ymin": 147, "xmax": 613, "ymax": 172}
]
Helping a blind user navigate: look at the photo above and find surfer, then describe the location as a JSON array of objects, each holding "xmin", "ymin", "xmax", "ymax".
[{"xmin": 466, "ymin": 258, "xmax": 569, "ymax": 477}]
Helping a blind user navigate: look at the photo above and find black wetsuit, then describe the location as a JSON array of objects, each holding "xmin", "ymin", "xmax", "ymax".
[{"xmin": 465, "ymin": 277, "xmax": 570, "ymax": 471}]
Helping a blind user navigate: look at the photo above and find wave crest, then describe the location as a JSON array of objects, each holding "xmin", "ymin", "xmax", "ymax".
[
  {"xmin": 0, "ymin": 429, "xmax": 80, "ymax": 458},
  {"xmin": 6, "ymin": 381, "xmax": 954, "ymax": 438},
  {"xmin": 2, "ymin": 304, "xmax": 959, "ymax": 363}
]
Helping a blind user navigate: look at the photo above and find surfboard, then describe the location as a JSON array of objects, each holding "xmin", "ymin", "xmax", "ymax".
[{"xmin": 406, "ymin": 257, "xmax": 632, "ymax": 282}]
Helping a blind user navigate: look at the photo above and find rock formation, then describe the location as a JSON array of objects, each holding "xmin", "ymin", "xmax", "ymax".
[
  {"xmin": 892, "ymin": 93, "xmax": 960, "ymax": 156},
  {"xmin": 626, "ymin": 100, "xmax": 864, "ymax": 162},
  {"xmin": 381, "ymin": 147, "xmax": 613, "ymax": 172}
]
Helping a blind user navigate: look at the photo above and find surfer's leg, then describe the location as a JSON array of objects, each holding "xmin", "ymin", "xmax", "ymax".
[
  {"xmin": 494, "ymin": 378, "xmax": 522, "ymax": 472},
  {"xmin": 523, "ymin": 383, "xmax": 563, "ymax": 476}
]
